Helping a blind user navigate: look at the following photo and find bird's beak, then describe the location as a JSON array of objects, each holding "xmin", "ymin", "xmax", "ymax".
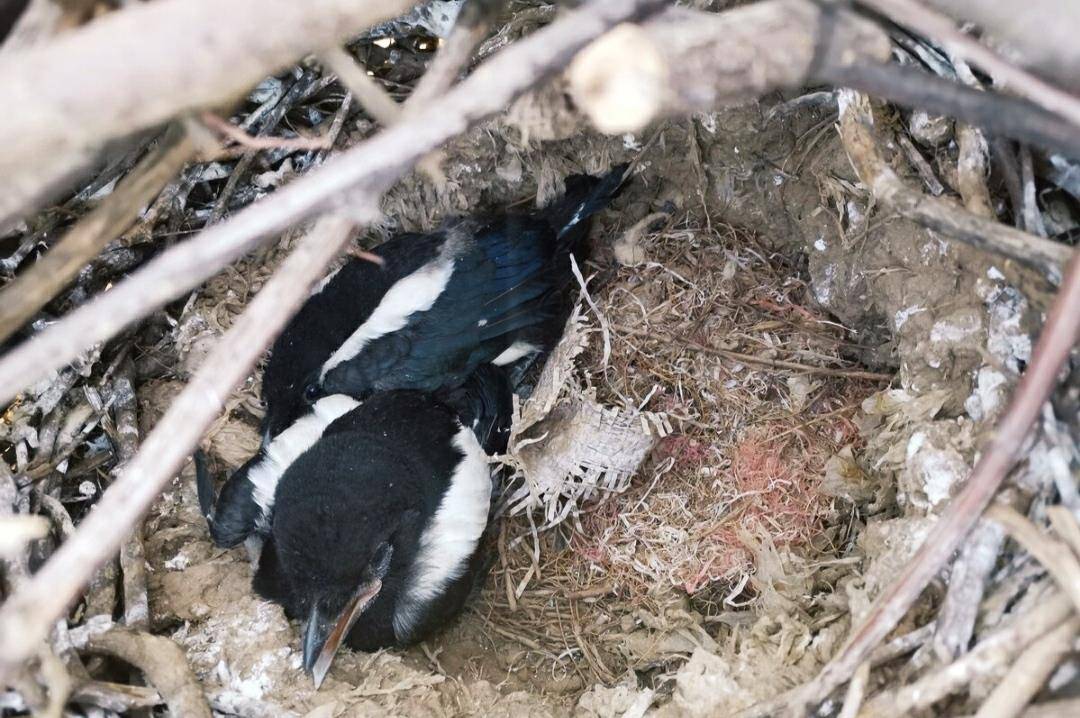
[{"xmin": 301, "ymin": 578, "xmax": 383, "ymax": 689}]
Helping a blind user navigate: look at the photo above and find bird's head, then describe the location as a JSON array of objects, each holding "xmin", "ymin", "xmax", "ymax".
[
  {"xmin": 266, "ymin": 444, "xmax": 416, "ymax": 688},
  {"xmin": 260, "ymin": 369, "xmax": 327, "ymax": 445}
]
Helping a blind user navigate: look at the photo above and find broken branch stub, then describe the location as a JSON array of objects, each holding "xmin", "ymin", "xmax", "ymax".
[{"xmin": 567, "ymin": 1, "xmax": 892, "ymax": 134}]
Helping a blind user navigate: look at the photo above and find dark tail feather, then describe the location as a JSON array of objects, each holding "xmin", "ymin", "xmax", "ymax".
[
  {"xmin": 196, "ymin": 450, "xmax": 262, "ymax": 548},
  {"xmin": 194, "ymin": 450, "xmax": 217, "ymax": 523},
  {"xmin": 440, "ymin": 364, "xmax": 514, "ymax": 454},
  {"xmin": 542, "ymin": 163, "xmax": 629, "ymax": 247}
]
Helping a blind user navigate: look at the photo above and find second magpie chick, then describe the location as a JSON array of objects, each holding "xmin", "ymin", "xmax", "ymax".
[
  {"xmin": 252, "ymin": 367, "xmax": 513, "ymax": 688},
  {"xmin": 260, "ymin": 164, "xmax": 627, "ymax": 441}
]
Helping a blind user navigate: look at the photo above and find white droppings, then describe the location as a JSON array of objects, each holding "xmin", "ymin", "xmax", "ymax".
[
  {"xmin": 904, "ymin": 434, "xmax": 969, "ymax": 509},
  {"xmin": 985, "ymin": 285, "xmax": 1031, "ymax": 371},
  {"xmin": 813, "ymin": 238, "xmax": 827, "ymax": 252},
  {"xmin": 622, "ymin": 133, "xmax": 642, "ymax": 150},
  {"xmin": 165, "ymin": 549, "xmax": 191, "ymax": 571},
  {"xmin": 813, "ymin": 264, "xmax": 837, "ymax": 305},
  {"xmin": 893, "ymin": 305, "xmax": 924, "ymax": 330},
  {"xmin": 986, "ymin": 266, "xmax": 1005, "ymax": 281},
  {"xmin": 929, "ymin": 314, "xmax": 981, "ymax": 344},
  {"xmin": 964, "ymin": 367, "xmax": 1008, "ymax": 422}
]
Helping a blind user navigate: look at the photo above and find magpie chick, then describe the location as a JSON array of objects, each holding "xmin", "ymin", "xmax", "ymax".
[
  {"xmin": 247, "ymin": 366, "xmax": 513, "ymax": 687},
  {"xmin": 260, "ymin": 164, "xmax": 627, "ymax": 441}
]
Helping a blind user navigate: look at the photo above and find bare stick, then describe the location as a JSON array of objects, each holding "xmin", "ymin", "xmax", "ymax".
[
  {"xmin": 0, "ymin": 0, "xmax": 664, "ymax": 409},
  {"xmin": 838, "ymin": 661, "xmax": 870, "ymax": 718},
  {"xmin": 986, "ymin": 505, "xmax": 1080, "ymax": 614},
  {"xmin": 800, "ymin": 230, "xmax": 1080, "ymax": 707},
  {"xmin": 956, "ymin": 125, "xmax": 994, "ymax": 218},
  {"xmin": 837, "ymin": 91, "xmax": 1070, "ymax": 282},
  {"xmin": 933, "ymin": 518, "xmax": 1006, "ymax": 661},
  {"xmin": 111, "ymin": 369, "xmax": 147, "ymax": 631},
  {"xmin": 973, "ymin": 618, "xmax": 1079, "ymax": 718},
  {"xmin": 856, "ymin": 0, "xmax": 1080, "ymax": 129},
  {"xmin": 405, "ymin": 0, "xmax": 504, "ymax": 109},
  {"xmin": 320, "ymin": 46, "xmax": 402, "ymax": 126},
  {"xmin": 200, "ymin": 112, "xmax": 331, "ymax": 152},
  {"xmin": 858, "ymin": 596, "xmax": 1077, "ymax": 717},
  {"xmin": 84, "ymin": 628, "xmax": 211, "ymax": 718},
  {"xmin": 0, "ymin": 0, "xmax": 417, "ymax": 226},
  {"xmin": 0, "ymin": 125, "xmax": 195, "ymax": 345},
  {"xmin": 1019, "ymin": 146, "xmax": 1047, "ymax": 237},
  {"xmin": 567, "ymin": 1, "xmax": 892, "ymax": 134},
  {"xmin": 824, "ymin": 63, "xmax": 1080, "ymax": 160}
]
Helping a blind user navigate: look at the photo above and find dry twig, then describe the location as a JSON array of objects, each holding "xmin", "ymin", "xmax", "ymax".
[
  {"xmin": 857, "ymin": 594, "xmax": 1076, "ymax": 717},
  {"xmin": 856, "ymin": 0, "xmax": 1080, "ymax": 129},
  {"xmin": 973, "ymin": 618, "xmax": 1079, "ymax": 718}
]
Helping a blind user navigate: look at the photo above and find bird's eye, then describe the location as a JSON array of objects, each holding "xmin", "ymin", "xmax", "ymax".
[{"xmin": 303, "ymin": 383, "xmax": 321, "ymax": 403}]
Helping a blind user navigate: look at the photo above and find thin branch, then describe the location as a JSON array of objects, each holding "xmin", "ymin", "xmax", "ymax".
[
  {"xmin": 320, "ymin": 46, "xmax": 402, "ymax": 126},
  {"xmin": 856, "ymin": 0, "xmax": 1080, "ymax": 129},
  {"xmin": 0, "ymin": 0, "xmax": 417, "ymax": 227},
  {"xmin": 837, "ymin": 90, "xmax": 1070, "ymax": 283},
  {"xmin": 799, "ymin": 240, "xmax": 1080, "ymax": 708},
  {"xmin": 986, "ymin": 505, "xmax": 1080, "ymax": 614},
  {"xmin": 973, "ymin": 618, "xmax": 1079, "ymax": 718},
  {"xmin": 0, "ymin": 124, "xmax": 196, "ymax": 344},
  {"xmin": 110, "ymin": 368, "xmax": 147, "ymax": 631},
  {"xmin": 858, "ymin": 594, "xmax": 1076, "ymax": 717},
  {"xmin": 823, "ymin": 62, "xmax": 1080, "ymax": 161},
  {"xmin": 405, "ymin": 0, "xmax": 504, "ymax": 109},
  {"xmin": 0, "ymin": 0, "xmax": 668, "ymax": 675},
  {"xmin": 200, "ymin": 112, "xmax": 332, "ymax": 152}
]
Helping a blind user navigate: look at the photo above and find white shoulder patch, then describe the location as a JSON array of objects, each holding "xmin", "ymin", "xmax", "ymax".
[
  {"xmin": 247, "ymin": 394, "xmax": 360, "ymax": 529},
  {"xmin": 320, "ymin": 241, "xmax": 460, "ymax": 379},
  {"xmin": 491, "ymin": 340, "xmax": 539, "ymax": 366},
  {"xmin": 393, "ymin": 427, "xmax": 491, "ymax": 640}
]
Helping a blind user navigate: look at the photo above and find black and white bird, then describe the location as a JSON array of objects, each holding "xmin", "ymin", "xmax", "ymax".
[
  {"xmin": 259, "ymin": 165, "xmax": 627, "ymax": 442},
  {"xmin": 200, "ymin": 365, "xmax": 513, "ymax": 687},
  {"xmin": 198, "ymin": 166, "xmax": 625, "ymax": 547}
]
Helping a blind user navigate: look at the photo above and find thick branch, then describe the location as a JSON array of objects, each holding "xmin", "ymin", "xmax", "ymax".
[
  {"xmin": 567, "ymin": 1, "xmax": 892, "ymax": 134},
  {"xmin": 84, "ymin": 629, "xmax": 211, "ymax": 718},
  {"xmin": 0, "ymin": 0, "xmax": 667, "ymax": 675},
  {"xmin": 0, "ymin": 0, "xmax": 416, "ymax": 226}
]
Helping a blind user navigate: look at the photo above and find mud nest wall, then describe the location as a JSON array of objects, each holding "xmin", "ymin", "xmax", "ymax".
[{"xmin": 1, "ymin": 1, "xmax": 1079, "ymax": 717}]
